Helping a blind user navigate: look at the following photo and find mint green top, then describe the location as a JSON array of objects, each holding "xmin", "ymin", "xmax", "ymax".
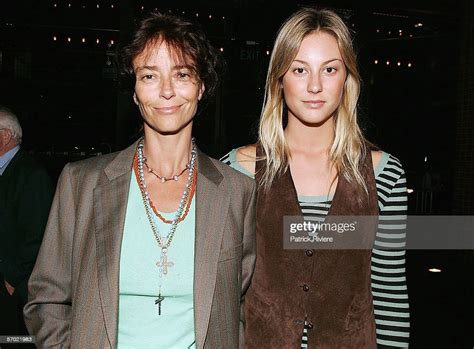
[{"xmin": 118, "ymin": 170, "xmax": 196, "ymax": 349}]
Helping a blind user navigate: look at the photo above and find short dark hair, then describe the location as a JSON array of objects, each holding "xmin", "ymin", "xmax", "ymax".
[{"xmin": 120, "ymin": 13, "xmax": 222, "ymax": 103}]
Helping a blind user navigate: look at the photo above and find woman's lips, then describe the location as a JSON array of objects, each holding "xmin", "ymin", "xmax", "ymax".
[
  {"xmin": 154, "ymin": 104, "xmax": 182, "ymax": 114},
  {"xmin": 303, "ymin": 100, "xmax": 326, "ymax": 109}
]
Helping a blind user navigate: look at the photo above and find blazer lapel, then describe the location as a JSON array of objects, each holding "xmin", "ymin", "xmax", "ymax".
[
  {"xmin": 194, "ymin": 150, "xmax": 229, "ymax": 349},
  {"xmin": 94, "ymin": 141, "xmax": 138, "ymax": 348}
]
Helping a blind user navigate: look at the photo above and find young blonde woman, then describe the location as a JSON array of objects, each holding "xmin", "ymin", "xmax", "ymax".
[{"xmin": 221, "ymin": 7, "xmax": 409, "ymax": 348}]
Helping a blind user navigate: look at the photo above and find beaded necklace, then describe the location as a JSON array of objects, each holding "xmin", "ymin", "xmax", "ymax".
[{"xmin": 135, "ymin": 138, "xmax": 197, "ymax": 315}]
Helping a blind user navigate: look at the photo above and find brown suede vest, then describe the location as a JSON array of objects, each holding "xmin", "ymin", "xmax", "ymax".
[{"xmin": 244, "ymin": 146, "xmax": 379, "ymax": 348}]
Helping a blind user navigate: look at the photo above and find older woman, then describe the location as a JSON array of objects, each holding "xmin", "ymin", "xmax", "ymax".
[
  {"xmin": 24, "ymin": 13, "xmax": 255, "ymax": 348},
  {"xmin": 221, "ymin": 7, "xmax": 409, "ymax": 348}
]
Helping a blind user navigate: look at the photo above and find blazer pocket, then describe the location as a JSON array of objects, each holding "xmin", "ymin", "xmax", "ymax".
[{"xmin": 218, "ymin": 243, "xmax": 243, "ymax": 262}]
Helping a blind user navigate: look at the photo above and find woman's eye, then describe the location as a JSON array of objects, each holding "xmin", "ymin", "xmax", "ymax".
[
  {"xmin": 141, "ymin": 74, "xmax": 154, "ymax": 80},
  {"xmin": 176, "ymin": 72, "xmax": 191, "ymax": 80},
  {"xmin": 293, "ymin": 67, "xmax": 306, "ymax": 74},
  {"xmin": 325, "ymin": 67, "xmax": 337, "ymax": 74}
]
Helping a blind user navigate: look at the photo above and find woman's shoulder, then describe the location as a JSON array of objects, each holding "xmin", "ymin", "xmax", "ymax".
[
  {"xmin": 220, "ymin": 144, "xmax": 257, "ymax": 178},
  {"xmin": 208, "ymin": 155, "xmax": 256, "ymax": 198},
  {"xmin": 371, "ymin": 150, "xmax": 383, "ymax": 170},
  {"xmin": 371, "ymin": 150, "xmax": 405, "ymax": 179},
  {"xmin": 63, "ymin": 149, "xmax": 126, "ymax": 181},
  {"xmin": 59, "ymin": 143, "xmax": 137, "ymax": 189}
]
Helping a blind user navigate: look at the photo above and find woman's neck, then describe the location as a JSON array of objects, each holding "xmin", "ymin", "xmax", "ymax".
[
  {"xmin": 284, "ymin": 115, "xmax": 335, "ymax": 154},
  {"xmin": 284, "ymin": 115, "xmax": 339, "ymax": 197},
  {"xmin": 142, "ymin": 127, "xmax": 194, "ymax": 177}
]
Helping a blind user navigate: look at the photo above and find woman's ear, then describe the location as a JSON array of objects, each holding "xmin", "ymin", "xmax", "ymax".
[
  {"xmin": 133, "ymin": 93, "xmax": 139, "ymax": 105},
  {"xmin": 198, "ymin": 84, "xmax": 205, "ymax": 101}
]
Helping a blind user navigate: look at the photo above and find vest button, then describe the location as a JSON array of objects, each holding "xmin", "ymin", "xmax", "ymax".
[
  {"xmin": 302, "ymin": 284, "xmax": 310, "ymax": 292},
  {"xmin": 307, "ymin": 321, "xmax": 314, "ymax": 329},
  {"xmin": 305, "ymin": 249, "xmax": 313, "ymax": 257}
]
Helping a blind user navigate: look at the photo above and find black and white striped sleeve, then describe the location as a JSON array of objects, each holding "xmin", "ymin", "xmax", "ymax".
[{"xmin": 372, "ymin": 155, "xmax": 410, "ymax": 348}]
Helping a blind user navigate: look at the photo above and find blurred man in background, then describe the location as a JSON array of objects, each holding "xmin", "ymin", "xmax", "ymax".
[{"xmin": 0, "ymin": 105, "xmax": 53, "ymax": 337}]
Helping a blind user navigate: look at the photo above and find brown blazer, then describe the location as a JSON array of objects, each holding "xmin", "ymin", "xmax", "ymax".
[
  {"xmin": 244, "ymin": 146, "xmax": 378, "ymax": 348},
  {"xmin": 24, "ymin": 141, "xmax": 256, "ymax": 349}
]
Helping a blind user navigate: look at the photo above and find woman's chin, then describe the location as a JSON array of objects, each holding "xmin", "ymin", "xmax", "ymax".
[
  {"xmin": 143, "ymin": 119, "xmax": 194, "ymax": 136},
  {"xmin": 293, "ymin": 115, "xmax": 333, "ymax": 128}
]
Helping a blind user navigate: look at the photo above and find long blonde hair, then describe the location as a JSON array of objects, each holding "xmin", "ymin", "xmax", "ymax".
[{"xmin": 259, "ymin": 7, "xmax": 371, "ymax": 193}]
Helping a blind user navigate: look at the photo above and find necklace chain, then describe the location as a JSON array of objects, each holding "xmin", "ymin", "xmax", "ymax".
[
  {"xmin": 136, "ymin": 138, "xmax": 197, "ymax": 253},
  {"xmin": 144, "ymin": 158, "xmax": 189, "ymax": 183},
  {"xmin": 132, "ymin": 154, "xmax": 196, "ymax": 224}
]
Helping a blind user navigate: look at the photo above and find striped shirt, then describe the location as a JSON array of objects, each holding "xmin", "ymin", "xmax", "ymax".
[{"xmin": 221, "ymin": 149, "xmax": 410, "ymax": 348}]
